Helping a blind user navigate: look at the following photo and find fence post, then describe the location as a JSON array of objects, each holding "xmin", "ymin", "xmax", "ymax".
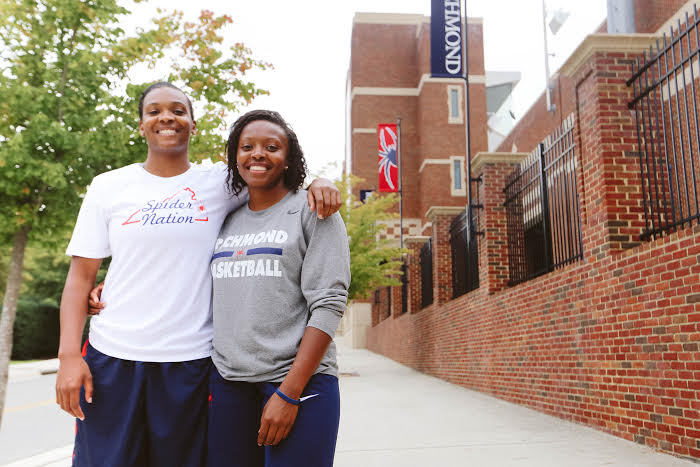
[
  {"xmin": 472, "ymin": 152, "xmax": 529, "ymax": 294},
  {"xmin": 558, "ymin": 34, "xmax": 657, "ymax": 255},
  {"xmin": 426, "ymin": 206, "xmax": 465, "ymax": 305},
  {"xmin": 538, "ymin": 142, "xmax": 555, "ymax": 271},
  {"xmin": 404, "ymin": 236, "xmax": 430, "ymax": 313}
]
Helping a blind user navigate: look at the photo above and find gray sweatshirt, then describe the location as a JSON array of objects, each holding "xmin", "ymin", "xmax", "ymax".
[{"xmin": 210, "ymin": 190, "xmax": 350, "ymax": 382}]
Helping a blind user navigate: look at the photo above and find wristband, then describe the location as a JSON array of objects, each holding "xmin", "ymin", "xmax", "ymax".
[{"xmin": 275, "ymin": 388, "xmax": 300, "ymax": 406}]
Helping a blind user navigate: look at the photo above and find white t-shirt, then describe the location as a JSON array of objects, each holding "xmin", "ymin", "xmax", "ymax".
[{"xmin": 66, "ymin": 161, "xmax": 246, "ymax": 362}]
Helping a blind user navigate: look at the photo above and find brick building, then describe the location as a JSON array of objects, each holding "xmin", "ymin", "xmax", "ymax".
[
  {"xmin": 341, "ymin": 1, "xmax": 700, "ymax": 462},
  {"xmin": 346, "ymin": 12, "xmax": 518, "ymax": 241}
]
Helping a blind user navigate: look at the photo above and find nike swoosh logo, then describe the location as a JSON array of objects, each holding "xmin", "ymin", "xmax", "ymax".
[
  {"xmin": 288, "ymin": 209, "xmax": 300, "ymax": 214},
  {"xmin": 300, "ymin": 394, "xmax": 319, "ymax": 402}
]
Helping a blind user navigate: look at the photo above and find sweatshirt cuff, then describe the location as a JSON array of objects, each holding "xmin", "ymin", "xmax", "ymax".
[{"xmin": 307, "ymin": 307, "xmax": 343, "ymax": 338}]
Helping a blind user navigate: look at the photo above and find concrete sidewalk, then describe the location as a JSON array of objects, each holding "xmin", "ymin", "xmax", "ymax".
[
  {"xmin": 4, "ymin": 344, "xmax": 696, "ymax": 466},
  {"xmin": 333, "ymin": 342, "xmax": 695, "ymax": 467},
  {"xmin": 8, "ymin": 359, "xmax": 59, "ymax": 383}
]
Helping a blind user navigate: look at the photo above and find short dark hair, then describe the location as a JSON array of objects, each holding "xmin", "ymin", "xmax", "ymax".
[
  {"xmin": 225, "ymin": 110, "xmax": 307, "ymax": 196},
  {"xmin": 138, "ymin": 82, "xmax": 194, "ymax": 120}
]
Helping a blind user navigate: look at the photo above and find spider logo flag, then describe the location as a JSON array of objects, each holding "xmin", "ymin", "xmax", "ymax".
[{"xmin": 377, "ymin": 123, "xmax": 398, "ymax": 192}]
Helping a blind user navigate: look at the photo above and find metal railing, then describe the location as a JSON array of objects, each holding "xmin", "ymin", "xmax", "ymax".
[
  {"xmin": 420, "ymin": 239, "xmax": 433, "ymax": 308},
  {"xmin": 449, "ymin": 209, "xmax": 479, "ymax": 297},
  {"xmin": 628, "ymin": 7, "xmax": 700, "ymax": 239},
  {"xmin": 401, "ymin": 261, "xmax": 408, "ymax": 314},
  {"xmin": 385, "ymin": 285, "xmax": 391, "ymax": 318},
  {"xmin": 504, "ymin": 114, "xmax": 583, "ymax": 285}
]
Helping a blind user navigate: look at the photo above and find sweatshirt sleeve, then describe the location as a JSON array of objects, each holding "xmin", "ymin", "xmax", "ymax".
[{"xmin": 301, "ymin": 210, "xmax": 351, "ymax": 338}]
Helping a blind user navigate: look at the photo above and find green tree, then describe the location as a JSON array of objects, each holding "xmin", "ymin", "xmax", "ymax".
[
  {"xmin": 337, "ymin": 174, "xmax": 404, "ymax": 301},
  {"xmin": 0, "ymin": 0, "xmax": 269, "ymax": 425}
]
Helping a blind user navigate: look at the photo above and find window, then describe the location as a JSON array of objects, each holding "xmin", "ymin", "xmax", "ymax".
[
  {"xmin": 453, "ymin": 159, "xmax": 462, "ymax": 190},
  {"xmin": 450, "ymin": 89, "xmax": 459, "ymax": 118},
  {"xmin": 450, "ymin": 156, "xmax": 466, "ymax": 196},
  {"xmin": 447, "ymin": 85, "xmax": 464, "ymax": 124}
]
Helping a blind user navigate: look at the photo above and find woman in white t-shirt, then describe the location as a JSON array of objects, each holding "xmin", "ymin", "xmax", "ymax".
[{"xmin": 55, "ymin": 82, "xmax": 340, "ymax": 467}]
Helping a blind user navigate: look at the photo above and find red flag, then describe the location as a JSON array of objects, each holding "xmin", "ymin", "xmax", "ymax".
[{"xmin": 378, "ymin": 123, "xmax": 398, "ymax": 192}]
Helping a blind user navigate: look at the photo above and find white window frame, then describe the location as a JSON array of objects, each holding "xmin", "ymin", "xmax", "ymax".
[
  {"xmin": 447, "ymin": 84, "xmax": 464, "ymax": 124},
  {"xmin": 449, "ymin": 156, "xmax": 466, "ymax": 196}
]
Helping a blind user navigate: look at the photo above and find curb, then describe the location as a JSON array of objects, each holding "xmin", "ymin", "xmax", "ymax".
[{"xmin": 1, "ymin": 445, "xmax": 72, "ymax": 467}]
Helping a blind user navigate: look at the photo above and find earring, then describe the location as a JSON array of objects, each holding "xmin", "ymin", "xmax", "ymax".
[{"xmin": 285, "ymin": 166, "xmax": 288, "ymax": 170}]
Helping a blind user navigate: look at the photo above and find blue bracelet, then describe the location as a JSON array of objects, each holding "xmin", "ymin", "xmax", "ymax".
[{"xmin": 275, "ymin": 388, "xmax": 300, "ymax": 406}]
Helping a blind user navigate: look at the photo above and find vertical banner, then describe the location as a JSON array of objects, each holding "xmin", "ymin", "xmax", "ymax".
[
  {"xmin": 430, "ymin": 0, "xmax": 463, "ymax": 78},
  {"xmin": 377, "ymin": 123, "xmax": 398, "ymax": 192}
]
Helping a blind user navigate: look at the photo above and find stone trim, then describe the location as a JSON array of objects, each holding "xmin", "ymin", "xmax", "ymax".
[
  {"xmin": 353, "ymin": 13, "xmax": 427, "ymax": 25},
  {"xmin": 353, "ymin": 13, "xmax": 483, "ymax": 26},
  {"xmin": 558, "ymin": 34, "xmax": 660, "ymax": 78},
  {"xmin": 425, "ymin": 206, "xmax": 466, "ymax": 220},
  {"xmin": 404, "ymin": 235, "xmax": 431, "ymax": 245},
  {"xmin": 419, "ymin": 158, "xmax": 452, "ymax": 173},
  {"xmin": 351, "ymin": 74, "xmax": 486, "ymax": 100},
  {"xmin": 471, "ymin": 152, "xmax": 528, "ymax": 174},
  {"xmin": 352, "ymin": 128, "xmax": 377, "ymax": 134}
]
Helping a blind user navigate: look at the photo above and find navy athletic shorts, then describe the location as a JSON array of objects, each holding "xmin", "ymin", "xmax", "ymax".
[
  {"xmin": 207, "ymin": 368, "xmax": 340, "ymax": 467},
  {"xmin": 72, "ymin": 343, "xmax": 211, "ymax": 467}
]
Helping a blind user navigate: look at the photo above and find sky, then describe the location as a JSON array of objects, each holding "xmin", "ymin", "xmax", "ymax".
[{"xmin": 123, "ymin": 0, "xmax": 607, "ymax": 179}]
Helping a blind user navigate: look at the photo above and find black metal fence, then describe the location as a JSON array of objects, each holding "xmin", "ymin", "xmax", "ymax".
[
  {"xmin": 450, "ymin": 209, "xmax": 479, "ymax": 297},
  {"xmin": 420, "ymin": 239, "xmax": 433, "ymax": 308},
  {"xmin": 504, "ymin": 113, "xmax": 583, "ymax": 285},
  {"xmin": 627, "ymin": 8, "xmax": 700, "ymax": 239},
  {"xmin": 401, "ymin": 260, "xmax": 408, "ymax": 314},
  {"xmin": 386, "ymin": 286, "xmax": 391, "ymax": 318}
]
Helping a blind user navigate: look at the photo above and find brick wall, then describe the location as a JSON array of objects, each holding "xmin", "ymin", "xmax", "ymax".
[{"xmin": 368, "ymin": 38, "xmax": 700, "ymax": 461}]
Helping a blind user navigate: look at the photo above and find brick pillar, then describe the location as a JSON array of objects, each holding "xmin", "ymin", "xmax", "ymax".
[
  {"xmin": 426, "ymin": 207, "xmax": 464, "ymax": 305},
  {"xmin": 560, "ymin": 35, "xmax": 658, "ymax": 256},
  {"xmin": 405, "ymin": 236, "xmax": 430, "ymax": 313},
  {"xmin": 472, "ymin": 152, "xmax": 528, "ymax": 294},
  {"xmin": 390, "ymin": 283, "xmax": 402, "ymax": 318}
]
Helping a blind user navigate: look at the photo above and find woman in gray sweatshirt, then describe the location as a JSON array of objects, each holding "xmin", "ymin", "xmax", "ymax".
[{"xmin": 207, "ymin": 110, "xmax": 350, "ymax": 467}]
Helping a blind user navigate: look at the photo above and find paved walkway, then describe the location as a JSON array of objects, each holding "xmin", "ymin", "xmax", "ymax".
[{"xmin": 4, "ymin": 343, "xmax": 697, "ymax": 466}]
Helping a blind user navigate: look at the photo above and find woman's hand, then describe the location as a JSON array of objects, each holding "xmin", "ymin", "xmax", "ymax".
[
  {"xmin": 257, "ymin": 392, "xmax": 299, "ymax": 446},
  {"xmin": 307, "ymin": 178, "xmax": 341, "ymax": 219},
  {"xmin": 87, "ymin": 282, "xmax": 105, "ymax": 316},
  {"xmin": 55, "ymin": 354, "xmax": 93, "ymax": 420}
]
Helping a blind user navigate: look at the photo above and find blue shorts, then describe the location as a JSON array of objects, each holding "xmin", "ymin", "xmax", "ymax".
[
  {"xmin": 72, "ymin": 344, "xmax": 211, "ymax": 467},
  {"xmin": 207, "ymin": 368, "xmax": 340, "ymax": 467}
]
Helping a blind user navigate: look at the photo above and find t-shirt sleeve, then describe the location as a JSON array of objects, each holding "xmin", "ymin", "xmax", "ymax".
[
  {"xmin": 65, "ymin": 178, "xmax": 111, "ymax": 259},
  {"xmin": 301, "ymin": 210, "xmax": 351, "ymax": 338}
]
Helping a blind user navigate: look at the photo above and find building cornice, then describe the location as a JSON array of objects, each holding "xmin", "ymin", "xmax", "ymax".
[
  {"xmin": 351, "ymin": 74, "xmax": 486, "ymax": 100},
  {"xmin": 354, "ymin": 13, "xmax": 427, "ymax": 25},
  {"xmin": 353, "ymin": 13, "xmax": 483, "ymax": 26},
  {"xmin": 425, "ymin": 206, "xmax": 465, "ymax": 220},
  {"xmin": 558, "ymin": 34, "xmax": 659, "ymax": 78},
  {"xmin": 471, "ymin": 152, "xmax": 528, "ymax": 174}
]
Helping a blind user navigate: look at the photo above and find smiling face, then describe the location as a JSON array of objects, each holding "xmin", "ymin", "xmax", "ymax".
[
  {"xmin": 236, "ymin": 119, "xmax": 289, "ymax": 193},
  {"xmin": 139, "ymin": 87, "xmax": 196, "ymax": 156}
]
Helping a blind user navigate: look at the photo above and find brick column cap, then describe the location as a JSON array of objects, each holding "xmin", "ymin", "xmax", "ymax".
[
  {"xmin": 404, "ymin": 235, "xmax": 431, "ymax": 245},
  {"xmin": 425, "ymin": 206, "xmax": 465, "ymax": 220},
  {"xmin": 558, "ymin": 33, "xmax": 659, "ymax": 78},
  {"xmin": 472, "ymin": 152, "xmax": 528, "ymax": 174}
]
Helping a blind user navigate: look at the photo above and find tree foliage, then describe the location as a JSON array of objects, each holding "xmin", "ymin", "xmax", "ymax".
[
  {"xmin": 0, "ymin": 0, "xmax": 270, "ymax": 241},
  {"xmin": 337, "ymin": 174, "xmax": 405, "ymax": 301}
]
